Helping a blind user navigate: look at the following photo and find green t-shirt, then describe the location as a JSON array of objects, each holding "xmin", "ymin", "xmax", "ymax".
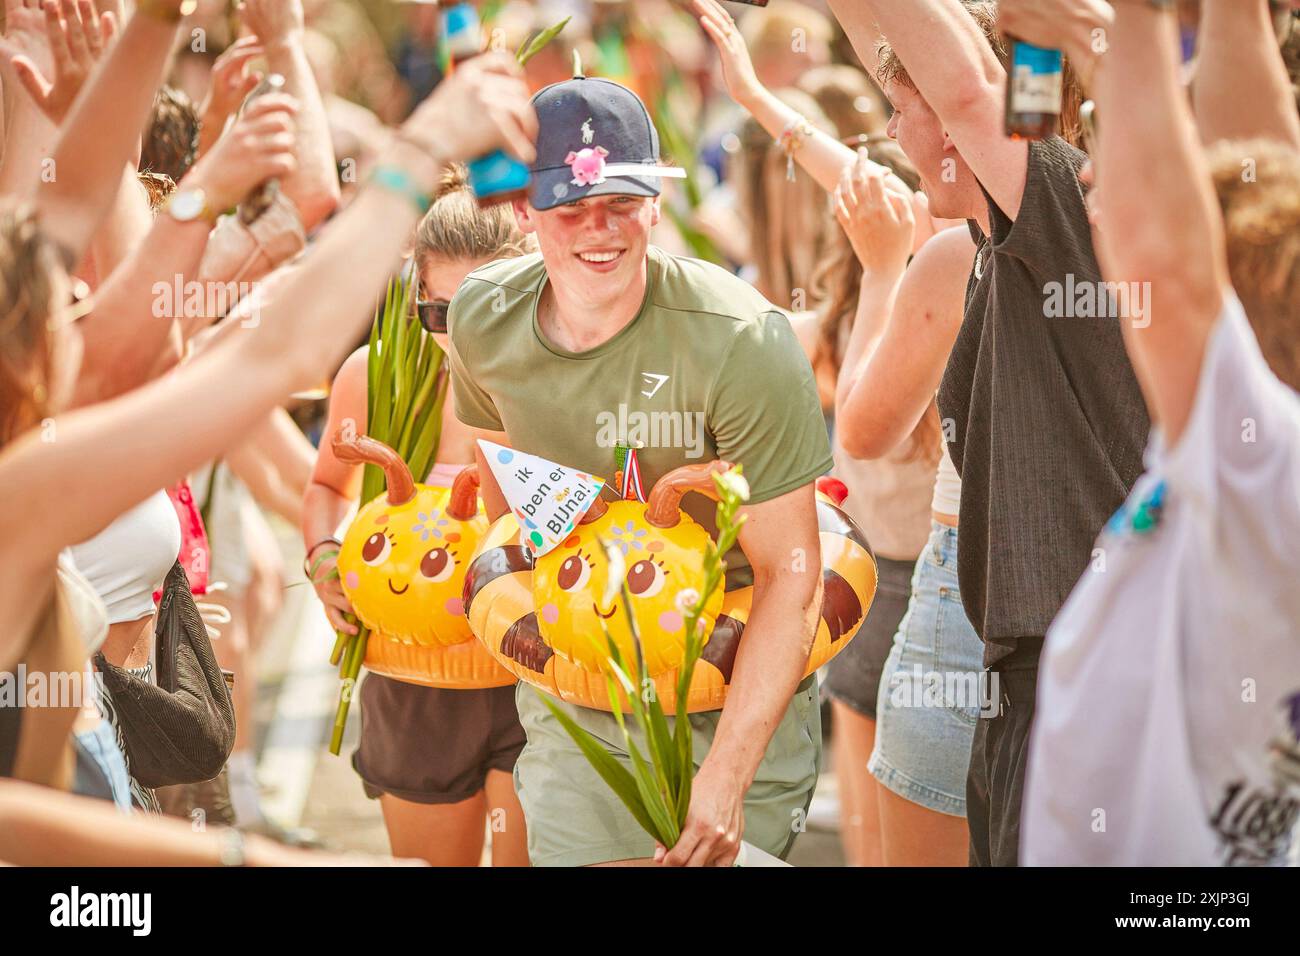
[{"xmin": 447, "ymin": 245, "xmax": 833, "ymax": 571}]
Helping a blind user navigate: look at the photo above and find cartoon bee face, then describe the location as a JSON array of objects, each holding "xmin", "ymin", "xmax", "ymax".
[
  {"xmin": 333, "ymin": 437, "xmax": 487, "ymax": 648},
  {"xmin": 340, "ymin": 485, "xmax": 487, "ymax": 647},
  {"xmin": 532, "ymin": 504, "xmax": 724, "ymax": 676}
]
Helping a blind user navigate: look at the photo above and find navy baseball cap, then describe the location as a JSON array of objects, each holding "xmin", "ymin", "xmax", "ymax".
[{"xmin": 528, "ymin": 76, "xmax": 685, "ymax": 211}]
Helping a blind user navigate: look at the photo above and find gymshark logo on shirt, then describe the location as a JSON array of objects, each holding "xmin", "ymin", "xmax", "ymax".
[
  {"xmin": 50, "ymin": 886, "xmax": 151, "ymax": 936},
  {"xmin": 640, "ymin": 372, "xmax": 669, "ymax": 398}
]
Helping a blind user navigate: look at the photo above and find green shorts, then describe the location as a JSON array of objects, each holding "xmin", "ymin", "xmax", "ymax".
[{"xmin": 513, "ymin": 674, "xmax": 822, "ymax": 867}]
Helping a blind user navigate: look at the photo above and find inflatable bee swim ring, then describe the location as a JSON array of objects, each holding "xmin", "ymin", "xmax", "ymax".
[
  {"xmin": 463, "ymin": 461, "xmax": 876, "ymax": 711},
  {"xmin": 333, "ymin": 435, "xmax": 514, "ymax": 689}
]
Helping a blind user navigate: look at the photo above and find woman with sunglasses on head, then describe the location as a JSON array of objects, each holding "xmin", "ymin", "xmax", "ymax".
[{"xmin": 301, "ymin": 164, "xmax": 535, "ymax": 866}]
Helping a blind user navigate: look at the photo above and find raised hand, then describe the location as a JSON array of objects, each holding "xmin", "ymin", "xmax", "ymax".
[
  {"xmin": 401, "ymin": 52, "xmax": 537, "ymax": 165},
  {"xmin": 1, "ymin": 0, "xmax": 56, "ymax": 80},
  {"xmin": 834, "ymin": 147, "xmax": 915, "ymax": 277},
  {"xmin": 184, "ymin": 93, "xmax": 298, "ymax": 212},
  {"xmin": 996, "ymin": 0, "xmax": 1114, "ymax": 68},
  {"xmin": 0, "ymin": 0, "xmax": 118, "ymax": 122},
  {"xmin": 196, "ymin": 35, "xmax": 264, "ymax": 157},
  {"xmin": 236, "ymin": 0, "xmax": 304, "ymax": 48},
  {"xmin": 692, "ymin": 0, "xmax": 763, "ymax": 108}
]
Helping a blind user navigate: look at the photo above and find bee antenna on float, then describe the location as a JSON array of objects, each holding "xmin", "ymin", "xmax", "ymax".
[
  {"xmin": 579, "ymin": 493, "xmax": 608, "ymax": 524},
  {"xmin": 447, "ymin": 466, "xmax": 481, "ymax": 520},
  {"xmin": 330, "ymin": 432, "xmax": 417, "ymax": 507},
  {"xmin": 644, "ymin": 460, "xmax": 734, "ymax": 529}
]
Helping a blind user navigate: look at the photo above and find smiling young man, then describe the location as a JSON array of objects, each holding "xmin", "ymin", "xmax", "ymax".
[{"xmin": 445, "ymin": 76, "xmax": 834, "ymax": 866}]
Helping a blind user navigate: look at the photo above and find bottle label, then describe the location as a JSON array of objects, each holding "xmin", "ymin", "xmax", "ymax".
[
  {"xmin": 1010, "ymin": 44, "xmax": 1063, "ymax": 115},
  {"xmin": 468, "ymin": 150, "xmax": 531, "ymax": 199}
]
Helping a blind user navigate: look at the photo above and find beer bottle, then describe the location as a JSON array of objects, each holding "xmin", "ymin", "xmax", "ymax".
[
  {"xmin": 441, "ymin": 3, "xmax": 532, "ymax": 206},
  {"xmin": 1004, "ymin": 39, "xmax": 1063, "ymax": 140}
]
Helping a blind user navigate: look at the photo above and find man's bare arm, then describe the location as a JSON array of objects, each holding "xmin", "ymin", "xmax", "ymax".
[
  {"xmin": 703, "ymin": 485, "xmax": 821, "ymax": 794},
  {"xmin": 34, "ymin": 11, "xmax": 182, "ymax": 263},
  {"xmin": 1194, "ymin": 0, "xmax": 1300, "ymax": 150},
  {"xmin": 241, "ymin": 0, "xmax": 340, "ymax": 231},
  {"xmin": 828, "ymin": 0, "xmax": 1030, "ymax": 218},
  {"xmin": 1093, "ymin": 2, "xmax": 1231, "ymax": 445}
]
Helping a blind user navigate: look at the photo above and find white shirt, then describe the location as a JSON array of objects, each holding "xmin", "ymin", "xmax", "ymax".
[
  {"xmin": 68, "ymin": 490, "xmax": 181, "ymax": 625},
  {"xmin": 1023, "ymin": 295, "xmax": 1300, "ymax": 866},
  {"xmin": 931, "ymin": 443, "xmax": 961, "ymax": 518}
]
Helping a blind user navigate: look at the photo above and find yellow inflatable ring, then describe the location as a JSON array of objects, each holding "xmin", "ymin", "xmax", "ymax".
[
  {"xmin": 334, "ymin": 435, "xmax": 515, "ymax": 689},
  {"xmin": 463, "ymin": 462, "xmax": 875, "ymax": 711}
]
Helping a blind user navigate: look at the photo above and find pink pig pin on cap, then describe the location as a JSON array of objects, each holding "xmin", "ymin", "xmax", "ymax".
[{"xmin": 528, "ymin": 75, "xmax": 685, "ymax": 210}]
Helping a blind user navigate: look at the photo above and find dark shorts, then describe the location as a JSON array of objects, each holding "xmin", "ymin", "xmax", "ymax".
[
  {"xmin": 966, "ymin": 646, "xmax": 1040, "ymax": 867},
  {"xmin": 353, "ymin": 674, "xmax": 524, "ymax": 805},
  {"xmin": 821, "ymin": 554, "xmax": 916, "ymax": 719}
]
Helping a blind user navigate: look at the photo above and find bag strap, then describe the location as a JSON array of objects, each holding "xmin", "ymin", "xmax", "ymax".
[{"xmin": 154, "ymin": 561, "xmax": 190, "ymax": 693}]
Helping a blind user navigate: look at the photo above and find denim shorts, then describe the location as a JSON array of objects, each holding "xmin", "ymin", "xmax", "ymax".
[
  {"xmin": 73, "ymin": 719, "xmax": 134, "ymax": 813},
  {"xmin": 868, "ymin": 522, "xmax": 984, "ymax": 817}
]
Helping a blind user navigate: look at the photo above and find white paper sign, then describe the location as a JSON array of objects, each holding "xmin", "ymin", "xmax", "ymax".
[{"xmin": 478, "ymin": 440, "xmax": 606, "ymax": 556}]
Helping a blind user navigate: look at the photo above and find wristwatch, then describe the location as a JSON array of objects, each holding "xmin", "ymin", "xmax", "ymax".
[{"xmin": 166, "ymin": 187, "xmax": 217, "ymax": 225}]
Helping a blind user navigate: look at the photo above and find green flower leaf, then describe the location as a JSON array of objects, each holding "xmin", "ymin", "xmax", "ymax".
[{"xmin": 517, "ymin": 16, "xmax": 570, "ymax": 66}]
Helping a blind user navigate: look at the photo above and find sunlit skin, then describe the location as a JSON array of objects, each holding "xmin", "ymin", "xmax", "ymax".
[
  {"xmin": 532, "ymin": 504, "xmax": 723, "ymax": 677},
  {"xmin": 304, "ymin": 254, "xmax": 493, "ymax": 637},
  {"xmin": 337, "ymin": 484, "xmax": 487, "ymax": 647},
  {"xmin": 884, "ymin": 81, "xmax": 986, "ymax": 223},
  {"xmin": 511, "ymin": 194, "xmax": 661, "ymax": 349}
]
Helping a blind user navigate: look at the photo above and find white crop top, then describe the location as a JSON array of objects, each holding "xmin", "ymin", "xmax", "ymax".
[
  {"xmin": 68, "ymin": 490, "xmax": 182, "ymax": 625},
  {"xmin": 931, "ymin": 444, "xmax": 961, "ymax": 518}
]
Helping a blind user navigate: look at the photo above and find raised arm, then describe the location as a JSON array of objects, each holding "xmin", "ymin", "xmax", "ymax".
[
  {"xmin": 1194, "ymin": 0, "xmax": 1300, "ymax": 150},
  {"xmin": 32, "ymin": 2, "xmax": 183, "ymax": 262},
  {"xmin": 73, "ymin": 94, "xmax": 300, "ymax": 404},
  {"xmin": 0, "ymin": 52, "xmax": 537, "ymax": 586},
  {"xmin": 0, "ymin": 2, "xmax": 157, "ymax": 286},
  {"xmin": 195, "ymin": 35, "xmax": 262, "ymax": 159},
  {"xmin": 692, "ymin": 0, "xmax": 856, "ymax": 194},
  {"xmin": 837, "ymin": 225, "xmax": 974, "ymax": 460},
  {"xmin": 1091, "ymin": 1, "xmax": 1230, "ymax": 444},
  {"xmin": 828, "ymin": 0, "xmax": 1030, "ymax": 219},
  {"xmin": 237, "ymin": 0, "xmax": 340, "ymax": 231},
  {"xmin": 997, "ymin": 0, "xmax": 1113, "ymax": 98},
  {"xmin": 0, "ymin": 0, "xmax": 63, "ymax": 197}
]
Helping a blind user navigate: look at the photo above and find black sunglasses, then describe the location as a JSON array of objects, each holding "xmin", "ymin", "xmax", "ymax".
[{"xmin": 417, "ymin": 298, "xmax": 450, "ymax": 334}]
